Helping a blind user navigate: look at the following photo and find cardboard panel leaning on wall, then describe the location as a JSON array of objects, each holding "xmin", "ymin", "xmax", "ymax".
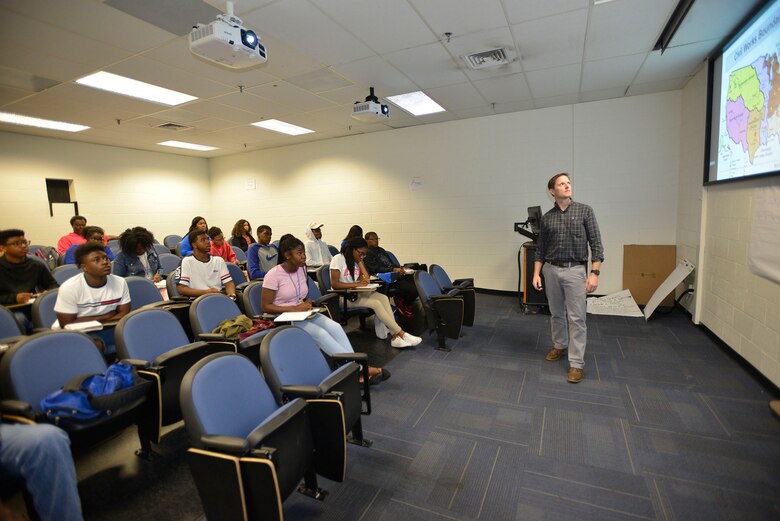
[{"xmin": 0, "ymin": 131, "xmax": 211, "ymax": 247}]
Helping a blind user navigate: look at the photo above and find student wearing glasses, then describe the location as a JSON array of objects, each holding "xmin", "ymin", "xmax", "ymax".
[
  {"xmin": 0, "ymin": 229, "xmax": 58, "ymax": 306},
  {"xmin": 330, "ymin": 238, "xmax": 422, "ymax": 349}
]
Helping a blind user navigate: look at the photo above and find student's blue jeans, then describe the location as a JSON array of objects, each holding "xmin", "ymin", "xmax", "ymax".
[{"xmin": 0, "ymin": 423, "xmax": 84, "ymax": 521}]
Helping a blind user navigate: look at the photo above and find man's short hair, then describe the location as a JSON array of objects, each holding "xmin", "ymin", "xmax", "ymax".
[
  {"xmin": 0, "ymin": 229, "xmax": 25, "ymax": 245},
  {"xmin": 81, "ymin": 226, "xmax": 104, "ymax": 239},
  {"xmin": 74, "ymin": 242, "xmax": 106, "ymax": 266},
  {"xmin": 547, "ymin": 173, "xmax": 570, "ymax": 190},
  {"xmin": 256, "ymin": 225, "xmax": 271, "ymax": 235},
  {"xmin": 207, "ymin": 226, "xmax": 223, "ymax": 239},
  {"xmin": 188, "ymin": 229, "xmax": 208, "ymax": 246},
  {"xmin": 70, "ymin": 215, "xmax": 87, "ymax": 226},
  {"xmin": 365, "ymin": 231, "xmax": 378, "ymax": 240}
]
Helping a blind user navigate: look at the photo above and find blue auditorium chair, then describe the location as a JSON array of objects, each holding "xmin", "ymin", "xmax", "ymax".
[{"xmin": 414, "ymin": 271, "xmax": 469, "ymax": 351}]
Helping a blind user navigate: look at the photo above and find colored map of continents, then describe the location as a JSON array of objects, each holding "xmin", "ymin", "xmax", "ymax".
[{"xmin": 725, "ymin": 53, "xmax": 780, "ymax": 163}]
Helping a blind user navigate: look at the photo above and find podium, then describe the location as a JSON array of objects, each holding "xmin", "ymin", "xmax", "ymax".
[{"xmin": 518, "ymin": 242, "xmax": 547, "ymax": 312}]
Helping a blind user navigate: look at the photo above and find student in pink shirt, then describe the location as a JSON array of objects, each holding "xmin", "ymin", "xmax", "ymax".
[
  {"xmin": 208, "ymin": 227, "xmax": 239, "ymax": 265},
  {"xmin": 56, "ymin": 215, "xmax": 87, "ymax": 255}
]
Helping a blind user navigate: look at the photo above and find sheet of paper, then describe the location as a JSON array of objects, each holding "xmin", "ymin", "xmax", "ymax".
[
  {"xmin": 64, "ymin": 320, "xmax": 104, "ymax": 332},
  {"xmin": 351, "ymin": 283, "xmax": 380, "ymax": 291},
  {"xmin": 644, "ymin": 259, "xmax": 695, "ymax": 320},
  {"xmin": 587, "ymin": 289, "xmax": 644, "ymax": 317},
  {"xmin": 274, "ymin": 311, "xmax": 315, "ymax": 322}
]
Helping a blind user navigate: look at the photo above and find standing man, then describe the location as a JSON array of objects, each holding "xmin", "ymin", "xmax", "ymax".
[
  {"xmin": 532, "ymin": 173, "xmax": 603, "ymax": 383},
  {"xmin": 177, "ymin": 229, "xmax": 236, "ymax": 299}
]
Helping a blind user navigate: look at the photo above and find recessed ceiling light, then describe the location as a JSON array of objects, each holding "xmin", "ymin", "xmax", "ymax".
[
  {"xmin": 158, "ymin": 140, "xmax": 218, "ymax": 151},
  {"xmin": 0, "ymin": 111, "xmax": 89, "ymax": 132},
  {"xmin": 252, "ymin": 119, "xmax": 314, "ymax": 136},
  {"xmin": 76, "ymin": 71, "xmax": 197, "ymax": 106},
  {"xmin": 386, "ymin": 91, "xmax": 445, "ymax": 116},
  {"xmin": 593, "ymin": 0, "xmax": 620, "ymax": 5}
]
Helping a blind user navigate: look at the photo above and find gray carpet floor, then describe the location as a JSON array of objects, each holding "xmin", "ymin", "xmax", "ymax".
[{"xmin": 74, "ymin": 293, "xmax": 780, "ymax": 520}]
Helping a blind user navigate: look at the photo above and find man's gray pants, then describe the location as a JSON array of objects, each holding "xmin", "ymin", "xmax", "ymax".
[{"xmin": 542, "ymin": 263, "xmax": 587, "ymax": 369}]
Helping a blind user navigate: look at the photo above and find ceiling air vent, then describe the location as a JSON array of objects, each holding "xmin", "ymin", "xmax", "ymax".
[
  {"xmin": 155, "ymin": 122, "xmax": 192, "ymax": 131},
  {"xmin": 462, "ymin": 48, "xmax": 510, "ymax": 70}
]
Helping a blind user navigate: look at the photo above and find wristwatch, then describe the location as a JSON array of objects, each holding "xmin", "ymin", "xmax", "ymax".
[{"xmin": 590, "ymin": 269, "xmax": 600, "ymax": 276}]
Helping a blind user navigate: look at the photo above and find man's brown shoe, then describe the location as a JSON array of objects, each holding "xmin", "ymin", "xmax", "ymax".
[
  {"xmin": 567, "ymin": 367, "xmax": 583, "ymax": 383},
  {"xmin": 545, "ymin": 348, "xmax": 567, "ymax": 361}
]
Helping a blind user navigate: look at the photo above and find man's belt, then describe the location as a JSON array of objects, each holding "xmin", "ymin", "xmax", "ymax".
[{"xmin": 546, "ymin": 260, "xmax": 586, "ymax": 268}]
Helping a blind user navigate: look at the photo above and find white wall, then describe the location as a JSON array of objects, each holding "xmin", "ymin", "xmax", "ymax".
[
  {"xmin": 210, "ymin": 91, "xmax": 682, "ymax": 293},
  {"xmin": 0, "ymin": 131, "xmax": 211, "ymax": 246}
]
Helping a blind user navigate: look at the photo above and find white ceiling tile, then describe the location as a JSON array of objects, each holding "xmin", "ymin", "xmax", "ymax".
[
  {"xmin": 473, "ymin": 73, "xmax": 532, "ymax": 104},
  {"xmin": 0, "ymin": 84, "xmax": 35, "ymax": 107},
  {"xmin": 526, "ymin": 64, "xmax": 581, "ymax": 98},
  {"xmin": 319, "ymin": 85, "xmax": 375, "ymax": 105},
  {"xmin": 504, "ymin": 0, "xmax": 590, "ymax": 24},
  {"xmin": 534, "ymin": 93, "xmax": 579, "ymax": 109},
  {"xmin": 211, "ymin": 91, "xmax": 299, "ymax": 120},
  {"xmin": 241, "ymin": 0, "xmax": 375, "ymax": 66},
  {"xmin": 408, "ymin": 0, "xmax": 507, "ymax": 36},
  {"xmin": 248, "ymin": 81, "xmax": 336, "ymax": 112},
  {"xmin": 581, "ymin": 53, "xmax": 646, "ymax": 91},
  {"xmin": 310, "ymin": 0, "xmax": 437, "ymax": 54},
  {"xmin": 184, "ymin": 100, "xmax": 260, "ymax": 125},
  {"xmin": 385, "ymin": 43, "xmax": 469, "ymax": 89},
  {"xmin": 150, "ymin": 108, "xmax": 211, "ymax": 125},
  {"xmin": 579, "ymin": 86, "xmax": 629, "ymax": 103},
  {"xmin": 585, "ymin": 0, "xmax": 679, "ymax": 61},
  {"xmin": 286, "ymin": 69, "xmax": 353, "ymax": 93},
  {"xmin": 106, "ymin": 57, "xmax": 234, "ymax": 100},
  {"xmin": 424, "ymin": 82, "xmax": 486, "ymax": 111},
  {"xmin": 512, "ymin": 9, "xmax": 588, "ymax": 72},
  {"xmin": 627, "ymin": 77, "xmax": 689, "ymax": 96},
  {"xmin": 634, "ymin": 40, "xmax": 717, "ymax": 83},
  {"xmin": 452, "ymin": 105, "xmax": 500, "ymax": 119},
  {"xmin": 333, "ymin": 56, "xmax": 418, "ymax": 95},
  {"xmin": 493, "ymin": 99, "xmax": 536, "ymax": 114}
]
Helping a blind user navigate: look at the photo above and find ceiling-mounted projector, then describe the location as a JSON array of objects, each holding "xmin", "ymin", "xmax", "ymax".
[
  {"xmin": 190, "ymin": 1, "xmax": 267, "ymax": 69},
  {"xmin": 352, "ymin": 87, "xmax": 389, "ymax": 122}
]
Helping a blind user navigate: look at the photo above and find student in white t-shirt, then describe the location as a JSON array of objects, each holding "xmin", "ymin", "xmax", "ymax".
[{"xmin": 176, "ymin": 229, "xmax": 236, "ymax": 299}]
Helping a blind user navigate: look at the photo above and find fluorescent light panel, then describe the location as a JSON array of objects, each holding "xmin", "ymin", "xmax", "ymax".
[
  {"xmin": 386, "ymin": 91, "xmax": 445, "ymax": 116},
  {"xmin": 593, "ymin": 0, "xmax": 620, "ymax": 5},
  {"xmin": 0, "ymin": 111, "xmax": 89, "ymax": 132},
  {"xmin": 76, "ymin": 71, "xmax": 197, "ymax": 106},
  {"xmin": 158, "ymin": 140, "xmax": 217, "ymax": 151},
  {"xmin": 252, "ymin": 119, "xmax": 314, "ymax": 136}
]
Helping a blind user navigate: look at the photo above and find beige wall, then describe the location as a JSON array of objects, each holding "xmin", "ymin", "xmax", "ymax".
[
  {"xmin": 0, "ymin": 131, "xmax": 211, "ymax": 246},
  {"xmin": 678, "ymin": 68, "xmax": 780, "ymax": 387},
  {"xmin": 210, "ymin": 91, "xmax": 682, "ymax": 293}
]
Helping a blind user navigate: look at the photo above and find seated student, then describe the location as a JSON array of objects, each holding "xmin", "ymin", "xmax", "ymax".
[
  {"xmin": 208, "ymin": 227, "xmax": 239, "ymax": 265},
  {"xmin": 176, "ymin": 229, "xmax": 236, "ymax": 299},
  {"xmin": 230, "ymin": 219, "xmax": 256, "ymax": 252},
  {"xmin": 54, "ymin": 242, "xmax": 131, "ymax": 354},
  {"xmin": 262, "ymin": 236, "xmax": 388, "ymax": 382},
  {"xmin": 363, "ymin": 231, "xmax": 418, "ymax": 317},
  {"xmin": 0, "ymin": 229, "xmax": 58, "ymax": 306},
  {"xmin": 63, "ymin": 226, "xmax": 114, "ymax": 265},
  {"xmin": 340, "ymin": 224, "xmax": 363, "ymax": 250},
  {"xmin": 56, "ymin": 215, "xmax": 87, "ymax": 255},
  {"xmin": 0, "ymin": 422, "xmax": 84, "ymax": 521},
  {"xmin": 178, "ymin": 216, "xmax": 208, "ymax": 257},
  {"xmin": 246, "ymin": 225, "xmax": 278, "ymax": 279},
  {"xmin": 304, "ymin": 222, "xmax": 333, "ymax": 267},
  {"xmin": 112, "ymin": 227, "xmax": 162, "ymax": 281},
  {"xmin": 331, "ymin": 238, "xmax": 422, "ymax": 349}
]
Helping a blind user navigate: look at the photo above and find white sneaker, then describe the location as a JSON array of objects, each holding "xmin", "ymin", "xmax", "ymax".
[
  {"xmin": 401, "ymin": 332, "xmax": 422, "ymax": 346},
  {"xmin": 374, "ymin": 316, "xmax": 390, "ymax": 339},
  {"xmin": 390, "ymin": 335, "xmax": 411, "ymax": 348}
]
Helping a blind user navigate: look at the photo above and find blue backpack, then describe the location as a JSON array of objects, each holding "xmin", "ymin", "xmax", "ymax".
[{"xmin": 39, "ymin": 361, "xmax": 151, "ymax": 424}]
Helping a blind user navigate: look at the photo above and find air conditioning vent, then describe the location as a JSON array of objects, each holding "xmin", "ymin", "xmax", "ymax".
[
  {"xmin": 462, "ymin": 48, "xmax": 510, "ymax": 70},
  {"xmin": 156, "ymin": 122, "xmax": 192, "ymax": 132}
]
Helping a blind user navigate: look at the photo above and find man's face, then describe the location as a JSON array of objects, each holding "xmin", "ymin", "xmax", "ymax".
[
  {"xmin": 312, "ymin": 228, "xmax": 322, "ymax": 240},
  {"xmin": 549, "ymin": 175, "xmax": 572, "ymax": 200},
  {"xmin": 194, "ymin": 233, "xmax": 211, "ymax": 254},
  {"xmin": 366, "ymin": 235, "xmax": 379, "ymax": 248},
  {"xmin": 1, "ymin": 235, "xmax": 29, "ymax": 261},
  {"xmin": 81, "ymin": 250, "xmax": 111, "ymax": 277},
  {"xmin": 258, "ymin": 229, "xmax": 272, "ymax": 245},
  {"xmin": 72, "ymin": 219, "xmax": 86, "ymax": 235}
]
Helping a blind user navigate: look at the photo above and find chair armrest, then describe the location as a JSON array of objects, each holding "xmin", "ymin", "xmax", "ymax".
[
  {"xmin": 431, "ymin": 291, "xmax": 460, "ymax": 302},
  {"xmin": 1, "ymin": 399, "xmax": 33, "ymax": 417},
  {"xmin": 330, "ymin": 352, "xmax": 368, "ymax": 365},
  {"xmin": 246, "ymin": 398, "xmax": 307, "ymax": 448},
  {"xmin": 280, "ymin": 384, "xmax": 323, "ymax": 399},
  {"xmin": 234, "ymin": 282, "xmax": 249, "ymax": 292},
  {"xmin": 123, "ymin": 359, "xmax": 151, "ymax": 369},
  {"xmin": 152, "ymin": 341, "xmax": 210, "ymax": 366},
  {"xmin": 198, "ymin": 333, "xmax": 228, "ymax": 342},
  {"xmin": 200, "ymin": 435, "xmax": 249, "ymax": 454},
  {"xmin": 317, "ymin": 362, "xmax": 359, "ymax": 393},
  {"xmin": 237, "ymin": 329, "xmax": 271, "ymax": 349},
  {"xmin": 453, "ymin": 278, "xmax": 473, "ymax": 287},
  {"xmin": 312, "ymin": 293, "xmax": 339, "ymax": 306}
]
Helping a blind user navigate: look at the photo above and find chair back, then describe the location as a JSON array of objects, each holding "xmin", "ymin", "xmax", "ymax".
[
  {"xmin": 180, "ymin": 352, "xmax": 280, "ymax": 444},
  {"xmin": 158, "ymin": 253, "xmax": 181, "ymax": 276},
  {"xmin": 163, "ymin": 234, "xmax": 182, "ymax": 249},
  {"xmin": 226, "ymin": 263, "xmax": 247, "ymax": 286},
  {"xmin": 415, "ymin": 270, "xmax": 444, "ymax": 299},
  {"xmin": 231, "ymin": 246, "xmax": 247, "ymax": 264},
  {"xmin": 306, "ymin": 277, "xmax": 323, "ymax": 299},
  {"xmin": 166, "ymin": 267, "xmax": 182, "ymax": 298},
  {"xmin": 316, "ymin": 265, "xmax": 332, "ymax": 291},
  {"xmin": 327, "ymin": 245, "xmax": 339, "ymax": 256},
  {"xmin": 241, "ymin": 280, "xmax": 264, "ymax": 316},
  {"xmin": 429, "ymin": 264, "xmax": 452, "ymax": 290},
  {"xmin": 0, "ymin": 330, "xmax": 107, "ymax": 410},
  {"xmin": 27, "ymin": 254, "xmax": 51, "ymax": 272},
  {"xmin": 153, "ymin": 244, "xmax": 170, "ymax": 256},
  {"xmin": 52, "ymin": 264, "xmax": 81, "ymax": 285},
  {"xmin": 259, "ymin": 327, "xmax": 331, "ymax": 404},
  {"xmin": 107, "ymin": 239, "xmax": 121, "ymax": 256},
  {"xmin": 116, "ymin": 308, "xmax": 190, "ymax": 363},
  {"xmin": 125, "ymin": 276, "xmax": 163, "ymax": 309},
  {"xmin": 0, "ymin": 305, "xmax": 24, "ymax": 338},
  {"xmin": 174, "ymin": 242, "xmax": 183, "ymax": 257},
  {"xmin": 385, "ymin": 250, "xmax": 401, "ymax": 267},
  {"xmin": 31, "ymin": 289, "xmax": 59, "ymax": 329},
  {"xmin": 189, "ymin": 294, "xmax": 242, "ymax": 336}
]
